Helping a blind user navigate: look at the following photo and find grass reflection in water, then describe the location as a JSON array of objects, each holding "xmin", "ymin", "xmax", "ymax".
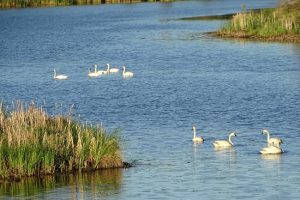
[{"xmin": 0, "ymin": 169, "xmax": 123, "ymax": 198}]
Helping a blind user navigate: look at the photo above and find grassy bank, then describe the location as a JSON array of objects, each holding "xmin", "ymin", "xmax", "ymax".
[
  {"xmin": 0, "ymin": 0, "xmax": 175, "ymax": 8},
  {"xmin": 214, "ymin": 0, "xmax": 300, "ymax": 42},
  {"xmin": 0, "ymin": 101, "xmax": 123, "ymax": 181}
]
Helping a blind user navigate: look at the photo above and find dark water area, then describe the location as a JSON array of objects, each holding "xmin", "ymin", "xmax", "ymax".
[{"xmin": 1, "ymin": 0, "xmax": 300, "ymax": 199}]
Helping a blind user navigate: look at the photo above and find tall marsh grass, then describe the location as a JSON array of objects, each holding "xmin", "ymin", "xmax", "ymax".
[
  {"xmin": 219, "ymin": 0, "xmax": 300, "ymax": 38},
  {"xmin": 0, "ymin": 101, "xmax": 123, "ymax": 181}
]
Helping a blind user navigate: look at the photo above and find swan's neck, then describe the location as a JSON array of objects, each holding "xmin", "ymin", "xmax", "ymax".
[
  {"xmin": 266, "ymin": 132, "xmax": 270, "ymax": 142},
  {"xmin": 107, "ymin": 64, "xmax": 110, "ymax": 72},
  {"xmin": 123, "ymin": 67, "xmax": 126, "ymax": 74},
  {"xmin": 228, "ymin": 134, "xmax": 233, "ymax": 145},
  {"xmin": 193, "ymin": 128, "xmax": 196, "ymax": 139},
  {"xmin": 94, "ymin": 65, "xmax": 97, "ymax": 73},
  {"xmin": 54, "ymin": 70, "xmax": 56, "ymax": 78}
]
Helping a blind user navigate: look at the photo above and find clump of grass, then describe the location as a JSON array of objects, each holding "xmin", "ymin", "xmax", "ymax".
[
  {"xmin": 0, "ymin": 101, "xmax": 123, "ymax": 181},
  {"xmin": 217, "ymin": 0, "xmax": 300, "ymax": 41}
]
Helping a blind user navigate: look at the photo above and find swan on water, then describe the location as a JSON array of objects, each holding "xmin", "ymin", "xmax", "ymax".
[
  {"xmin": 260, "ymin": 145, "xmax": 283, "ymax": 154},
  {"xmin": 53, "ymin": 69, "xmax": 68, "ymax": 80},
  {"xmin": 262, "ymin": 129, "xmax": 283, "ymax": 148},
  {"xmin": 94, "ymin": 64, "xmax": 108, "ymax": 75},
  {"xmin": 192, "ymin": 126, "xmax": 204, "ymax": 143},
  {"xmin": 122, "ymin": 66, "xmax": 134, "ymax": 78},
  {"xmin": 213, "ymin": 132, "xmax": 237, "ymax": 148},
  {"xmin": 88, "ymin": 68, "xmax": 100, "ymax": 77},
  {"xmin": 106, "ymin": 63, "xmax": 119, "ymax": 73}
]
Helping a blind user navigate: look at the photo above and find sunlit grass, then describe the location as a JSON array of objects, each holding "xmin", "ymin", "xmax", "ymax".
[
  {"xmin": 0, "ymin": 101, "xmax": 123, "ymax": 181},
  {"xmin": 217, "ymin": 0, "xmax": 300, "ymax": 41}
]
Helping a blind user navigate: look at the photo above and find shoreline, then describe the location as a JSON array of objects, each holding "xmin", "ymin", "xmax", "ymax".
[
  {"xmin": 0, "ymin": 0, "xmax": 175, "ymax": 9},
  {"xmin": 207, "ymin": 31, "xmax": 300, "ymax": 43},
  {"xmin": 2, "ymin": 161, "xmax": 134, "ymax": 182},
  {"xmin": 178, "ymin": 8, "xmax": 264, "ymax": 21}
]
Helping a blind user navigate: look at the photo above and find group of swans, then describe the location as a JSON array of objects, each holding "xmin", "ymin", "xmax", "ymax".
[
  {"xmin": 192, "ymin": 127, "xmax": 283, "ymax": 154},
  {"xmin": 88, "ymin": 64, "xmax": 133, "ymax": 78},
  {"xmin": 54, "ymin": 64, "xmax": 134, "ymax": 80}
]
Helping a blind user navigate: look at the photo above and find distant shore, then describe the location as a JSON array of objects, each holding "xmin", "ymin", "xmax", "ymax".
[{"xmin": 0, "ymin": 0, "xmax": 175, "ymax": 9}]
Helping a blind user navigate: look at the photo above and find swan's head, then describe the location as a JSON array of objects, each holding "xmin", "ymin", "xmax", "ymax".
[
  {"xmin": 262, "ymin": 129, "xmax": 269, "ymax": 135},
  {"xmin": 192, "ymin": 126, "xmax": 196, "ymax": 131},
  {"xmin": 229, "ymin": 132, "xmax": 237, "ymax": 137}
]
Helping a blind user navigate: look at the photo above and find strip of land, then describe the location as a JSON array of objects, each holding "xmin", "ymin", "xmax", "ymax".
[
  {"xmin": 179, "ymin": 9, "xmax": 263, "ymax": 21},
  {"xmin": 0, "ymin": 0, "xmax": 175, "ymax": 8}
]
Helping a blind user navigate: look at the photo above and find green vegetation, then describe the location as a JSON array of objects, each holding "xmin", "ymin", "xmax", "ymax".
[
  {"xmin": 216, "ymin": 0, "xmax": 300, "ymax": 42},
  {"xmin": 0, "ymin": 0, "xmax": 175, "ymax": 8},
  {"xmin": 0, "ymin": 101, "xmax": 123, "ymax": 181}
]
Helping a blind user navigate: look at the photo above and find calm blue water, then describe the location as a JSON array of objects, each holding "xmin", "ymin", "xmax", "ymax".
[{"xmin": 1, "ymin": 0, "xmax": 300, "ymax": 199}]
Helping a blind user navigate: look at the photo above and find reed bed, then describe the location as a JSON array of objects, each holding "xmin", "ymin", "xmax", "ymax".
[
  {"xmin": 217, "ymin": 0, "xmax": 300, "ymax": 41},
  {"xmin": 0, "ymin": 101, "xmax": 123, "ymax": 181}
]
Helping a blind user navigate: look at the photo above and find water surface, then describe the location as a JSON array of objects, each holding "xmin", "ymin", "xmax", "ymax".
[{"xmin": 1, "ymin": 0, "xmax": 300, "ymax": 199}]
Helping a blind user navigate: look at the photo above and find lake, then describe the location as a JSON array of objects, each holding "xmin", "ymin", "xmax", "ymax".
[{"xmin": 1, "ymin": 0, "xmax": 300, "ymax": 199}]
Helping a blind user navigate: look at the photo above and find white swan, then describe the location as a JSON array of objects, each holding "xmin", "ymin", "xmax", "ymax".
[
  {"xmin": 192, "ymin": 126, "xmax": 204, "ymax": 143},
  {"xmin": 262, "ymin": 129, "xmax": 283, "ymax": 147},
  {"xmin": 122, "ymin": 66, "xmax": 134, "ymax": 78},
  {"xmin": 94, "ymin": 64, "xmax": 108, "ymax": 75},
  {"xmin": 53, "ymin": 69, "xmax": 68, "ymax": 80},
  {"xmin": 213, "ymin": 132, "xmax": 236, "ymax": 148},
  {"xmin": 88, "ymin": 68, "xmax": 100, "ymax": 77},
  {"xmin": 106, "ymin": 63, "xmax": 119, "ymax": 73},
  {"xmin": 260, "ymin": 145, "xmax": 283, "ymax": 154}
]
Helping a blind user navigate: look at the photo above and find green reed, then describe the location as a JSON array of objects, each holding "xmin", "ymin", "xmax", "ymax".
[
  {"xmin": 0, "ymin": 101, "xmax": 123, "ymax": 181},
  {"xmin": 219, "ymin": 0, "xmax": 300, "ymax": 38}
]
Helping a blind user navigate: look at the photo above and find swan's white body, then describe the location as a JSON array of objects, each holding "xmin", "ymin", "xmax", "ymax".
[
  {"xmin": 192, "ymin": 126, "xmax": 204, "ymax": 143},
  {"xmin": 260, "ymin": 145, "xmax": 283, "ymax": 154},
  {"xmin": 262, "ymin": 129, "xmax": 282, "ymax": 147},
  {"xmin": 213, "ymin": 132, "xmax": 236, "ymax": 148},
  {"xmin": 53, "ymin": 69, "xmax": 68, "ymax": 80},
  {"xmin": 88, "ymin": 68, "xmax": 100, "ymax": 77},
  {"xmin": 94, "ymin": 64, "xmax": 108, "ymax": 75},
  {"xmin": 106, "ymin": 64, "xmax": 119, "ymax": 73},
  {"xmin": 122, "ymin": 66, "xmax": 134, "ymax": 78}
]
